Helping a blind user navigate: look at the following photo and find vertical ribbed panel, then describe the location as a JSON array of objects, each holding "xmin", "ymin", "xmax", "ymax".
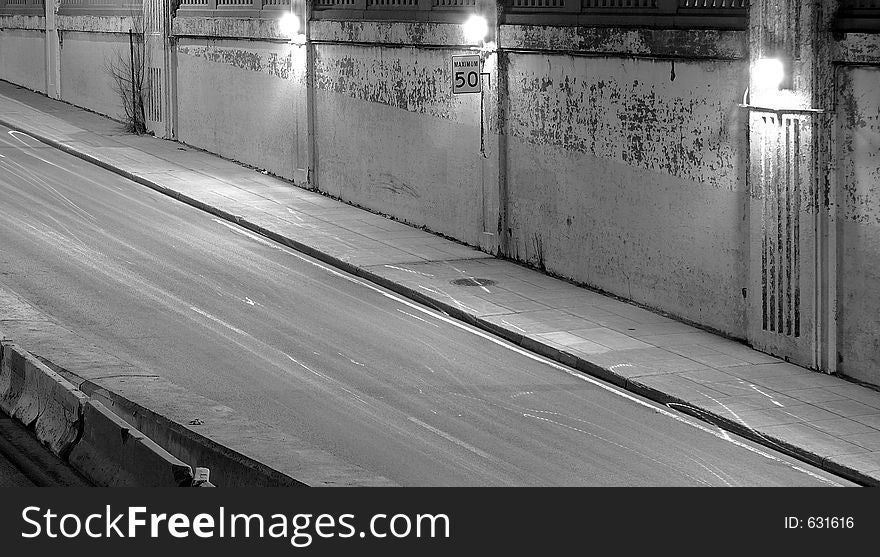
[{"xmin": 760, "ymin": 114, "xmax": 801, "ymax": 338}]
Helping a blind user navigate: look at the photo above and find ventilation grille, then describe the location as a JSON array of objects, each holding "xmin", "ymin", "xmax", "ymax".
[
  {"xmin": 760, "ymin": 115, "xmax": 801, "ymax": 337},
  {"xmin": 145, "ymin": 66, "xmax": 163, "ymax": 123}
]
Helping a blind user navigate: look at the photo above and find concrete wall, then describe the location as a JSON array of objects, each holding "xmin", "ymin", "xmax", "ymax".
[
  {"xmin": 837, "ymin": 66, "xmax": 880, "ymax": 384},
  {"xmin": 313, "ymin": 37, "xmax": 494, "ymax": 248},
  {"xmin": 0, "ymin": 19, "xmax": 46, "ymax": 93},
  {"xmin": 175, "ymin": 37, "xmax": 307, "ymax": 182},
  {"xmin": 58, "ymin": 30, "xmax": 128, "ymax": 121},
  {"xmin": 504, "ymin": 53, "xmax": 749, "ymax": 336}
]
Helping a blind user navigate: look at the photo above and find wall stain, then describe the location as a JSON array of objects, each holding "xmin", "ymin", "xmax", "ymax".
[
  {"xmin": 370, "ymin": 171, "xmax": 420, "ymax": 198},
  {"xmin": 508, "ymin": 57, "xmax": 740, "ymax": 189},
  {"xmin": 178, "ymin": 45, "xmax": 293, "ymax": 80},
  {"xmin": 315, "ymin": 49, "xmax": 455, "ymax": 120}
]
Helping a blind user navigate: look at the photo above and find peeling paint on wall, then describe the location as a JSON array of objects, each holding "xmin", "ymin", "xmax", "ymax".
[
  {"xmin": 505, "ymin": 53, "xmax": 749, "ymax": 335},
  {"xmin": 315, "ymin": 47, "xmax": 459, "ymax": 120},
  {"xmin": 177, "ymin": 45, "xmax": 293, "ymax": 80},
  {"xmin": 839, "ymin": 69, "xmax": 880, "ymax": 225},
  {"xmin": 508, "ymin": 55, "xmax": 743, "ymax": 189},
  {"xmin": 837, "ymin": 67, "xmax": 880, "ymax": 385},
  {"xmin": 502, "ymin": 25, "xmax": 748, "ymax": 60}
]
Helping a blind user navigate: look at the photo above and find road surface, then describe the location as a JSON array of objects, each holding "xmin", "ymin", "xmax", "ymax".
[{"xmin": 0, "ymin": 125, "xmax": 856, "ymax": 486}]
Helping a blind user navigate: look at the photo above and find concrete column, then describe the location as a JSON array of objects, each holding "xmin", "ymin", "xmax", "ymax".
[
  {"xmin": 44, "ymin": 0, "xmax": 61, "ymax": 99},
  {"xmin": 304, "ymin": 0, "xmax": 317, "ymax": 191},
  {"xmin": 746, "ymin": 0, "xmax": 837, "ymax": 370}
]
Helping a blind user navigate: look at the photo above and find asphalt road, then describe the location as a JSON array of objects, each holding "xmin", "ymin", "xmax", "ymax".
[{"xmin": 0, "ymin": 125, "xmax": 857, "ymax": 486}]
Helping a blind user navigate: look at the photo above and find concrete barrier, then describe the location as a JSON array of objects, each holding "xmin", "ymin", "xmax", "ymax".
[
  {"xmin": 0, "ymin": 342, "xmax": 25, "ymax": 416},
  {"xmin": 0, "ymin": 341, "xmax": 87, "ymax": 457},
  {"xmin": 69, "ymin": 400, "xmax": 194, "ymax": 487}
]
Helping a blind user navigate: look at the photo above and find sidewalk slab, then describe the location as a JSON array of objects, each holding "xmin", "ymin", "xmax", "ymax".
[{"xmin": 2, "ymin": 80, "xmax": 880, "ymax": 486}]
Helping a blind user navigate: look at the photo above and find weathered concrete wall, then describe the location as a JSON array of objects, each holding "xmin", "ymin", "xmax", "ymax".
[
  {"xmin": 0, "ymin": 21, "xmax": 46, "ymax": 93},
  {"xmin": 311, "ymin": 20, "xmax": 497, "ymax": 249},
  {"xmin": 313, "ymin": 43, "xmax": 493, "ymax": 248},
  {"xmin": 58, "ymin": 30, "xmax": 128, "ymax": 120},
  {"xmin": 837, "ymin": 66, "xmax": 880, "ymax": 385},
  {"xmin": 174, "ymin": 38, "xmax": 306, "ymax": 182},
  {"xmin": 503, "ymin": 51, "xmax": 749, "ymax": 336}
]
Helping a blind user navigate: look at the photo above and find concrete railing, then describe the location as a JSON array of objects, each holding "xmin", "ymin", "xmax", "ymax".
[
  {"xmin": 176, "ymin": 0, "xmax": 292, "ymax": 18},
  {"xmin": 56, "ymin": 0, "xmax": 143, "ymax": 16},
  {"xmin": 504, "ymin": 0, "xmax": 749, "ymax": 29},
  {"xmin": 311, "ymin": 0, "xmax": 475, "ymax": 23},
  {"xmin": 0, "ymin": 0, "xmax": 45, "ymax": 16}
]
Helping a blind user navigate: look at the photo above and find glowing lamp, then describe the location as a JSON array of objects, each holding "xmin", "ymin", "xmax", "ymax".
[
  {"xmin": 462, "ymin": 15, "xmax": 488, "ymax": 45},
  {"xmin": 753, "ymin": 58, "xmax": 785, "ymax": 92},
  {"xmin": 279, "ymin": 12, "xmax": 301, "ymax": 40}
]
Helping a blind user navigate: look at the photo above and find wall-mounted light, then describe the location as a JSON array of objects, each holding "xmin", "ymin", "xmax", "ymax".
[
  {"xmin": 279, "ymin": 11, "xmax": 305, "ymax": 45},
  {"xmin": 753, "ymin": 57, "xmax": 785, "ymax": 93},
  {"xmin": 462, "ymin": 14, "xmax": 488, "ymax": 45}
]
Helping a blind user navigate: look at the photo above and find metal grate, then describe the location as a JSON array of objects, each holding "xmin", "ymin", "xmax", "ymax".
[
  {"xmin": 513, "ymin": 0, "xmax": 575, "ymax": 8},
  {"xmin": 367, "ymin": 0, "xmax": 419, "ymax": 6},
  {"xmin": 679, "ymin": 0, "xmax": 746, "ymax": 7},
  {"xmin": 760, "ymin": 115, "xmax": 801, "ymax": 338},
  {"xmin": 433, "ymin": 0, "xmax": 475, "ymax": 7}
]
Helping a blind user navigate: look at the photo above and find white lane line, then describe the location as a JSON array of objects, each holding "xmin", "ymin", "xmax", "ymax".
[
  {"xmin": 524, "ymin": 413, "xmax": 710, "ymax": 486},
  {"xmin": 212, "ymin": 216, "xmax": 844, "ymax": 485},
  {"xmin": 397, "ymin": 308, "xmax": 439, "ymax": 327},
  {"xmin": 189, "ymin": 306, "xmax": 247, "ymax": 336},
  {"xmin": 408, "ymin": 417, "xmax": 495, "ymax": 461},
  {"xmin": 284, "ymin": 353, "xmax": 368, "ymax": 405}
]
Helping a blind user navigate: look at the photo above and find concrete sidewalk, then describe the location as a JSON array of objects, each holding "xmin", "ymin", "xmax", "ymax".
[{"xmin": 2, "ymin": 80, "xmax": 879, "ymax": 486}]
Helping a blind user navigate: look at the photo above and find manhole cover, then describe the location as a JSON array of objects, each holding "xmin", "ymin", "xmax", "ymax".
[{"xmin": 450, "ymin": 278, "xmax": 496, "ymax": 287}]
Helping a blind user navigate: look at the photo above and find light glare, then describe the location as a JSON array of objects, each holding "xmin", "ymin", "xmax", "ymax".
[
  {"xmin": 753, "ymin": 58, "xmax": 784, "ymax": 91},
  {"xmin": 279, "ymin": 12, "xmax": 301, "ymax": 39},
  {"xmin": 462, "ymin": 15, "xmax": 488, "ymax": 44}
]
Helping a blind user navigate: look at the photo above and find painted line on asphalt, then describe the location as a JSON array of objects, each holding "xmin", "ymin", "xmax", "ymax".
[
  {"xmin": 408, "ymin": 417, "xmax": 495, "ymax": 462},
  {"xmin": 212, "ymin": 218, "xmax": 846, "ymax": 486},
  {"xmin": 189, "ymin": 306, "xmax": 248, "ymax": 336}
]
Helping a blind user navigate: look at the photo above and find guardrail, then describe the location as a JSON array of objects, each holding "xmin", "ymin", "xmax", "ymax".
[
  {"xmin": 54, "ymin": 0, "xmax": 143, "ymax": 16},
  {"xmin": 175, "ymin": 0, "xmax": 292, "ymax": 18},
  {"xmin": 0, "ymin": 0, "xmax": 45, "ymax": 17},
  {"xmin": 504, "ymin": 0, "xmax": 749, "ymax": 29},
  {"xmin": 310, "ymin": 0, "xmax": 474, "ymax": 23}
]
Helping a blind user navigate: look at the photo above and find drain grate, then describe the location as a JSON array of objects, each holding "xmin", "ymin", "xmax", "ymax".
[{"xmin": 450, "ymin": 278, "xmax": 496, "ymax": 287}]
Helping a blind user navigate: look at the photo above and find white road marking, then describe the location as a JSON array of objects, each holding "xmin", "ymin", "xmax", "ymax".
[
  {"xmin": 189, "ymin": 306, "xmax": 247, "ymax": 336},
  {"xmin": 408, "ymin": 417, "xmax": 495, "ymax": 461},
  {"xmin": 524, "ymin": 413, "xmax": 710, "ymax": 486},
  {"xmin": 397, "ymin": 308, "xmax": 439, "ymax": 327},
  {"xmin": 284, "ymin": 353, "xmax": 368, "ymax": 405},
  {"xmin": 211, "ymin": 214, "xmax": 845, "ymax": 485}
]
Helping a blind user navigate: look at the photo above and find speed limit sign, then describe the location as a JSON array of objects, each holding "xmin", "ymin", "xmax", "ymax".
[{"xmin": 452, "ymin": 54, "xmax": 482, "ymax": 94}]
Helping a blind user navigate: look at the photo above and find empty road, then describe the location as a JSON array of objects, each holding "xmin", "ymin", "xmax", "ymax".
[{"xmin": 0, "ymin": 125, "xmax": 855, "ymax": 486}]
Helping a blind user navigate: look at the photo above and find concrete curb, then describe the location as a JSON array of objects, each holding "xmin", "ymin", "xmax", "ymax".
[
  {"xmin": 69, "ymin": 400, "xmax": 194, "ymax": 488},
  {"xmin": 2, "ymin": 117, "xmax": 875, "ymax": 487}
]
